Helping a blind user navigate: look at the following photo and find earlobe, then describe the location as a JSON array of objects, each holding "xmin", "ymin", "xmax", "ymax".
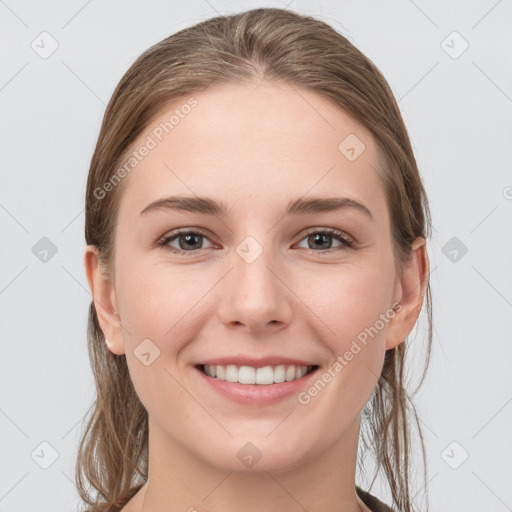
[
  {"xmin": 385, "ymin": 237, "xmax": 429, "ymax": 351},
  {"xmin": 84, "ymin": 245, "xmax": 126, "ymax": 355}
]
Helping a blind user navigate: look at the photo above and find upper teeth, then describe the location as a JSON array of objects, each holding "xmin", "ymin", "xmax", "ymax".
[{"xmin": 203, "ymin": 364, "xmax": 312, "ymax": 385}]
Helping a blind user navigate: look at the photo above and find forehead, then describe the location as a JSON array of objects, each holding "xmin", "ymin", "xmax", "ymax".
[{"xmin": 117, "ymin": 81, "xmax": 388, "ymax": 224}]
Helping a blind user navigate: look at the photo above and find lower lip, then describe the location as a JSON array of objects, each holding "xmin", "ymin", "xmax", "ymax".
[{"xmin": 194, "ymin": 366, "xmax": 319, "ymax": 405}]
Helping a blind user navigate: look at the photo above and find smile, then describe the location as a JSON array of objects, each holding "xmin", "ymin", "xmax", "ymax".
[{"xmin": 198, "ymin": 364, "xmax": 317, "ymax": 385}]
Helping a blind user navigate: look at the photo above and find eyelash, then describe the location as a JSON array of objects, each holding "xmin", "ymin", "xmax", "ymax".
[{"xmin": 156, "ymin": 227, "xmax": 354, "ymax": 255}]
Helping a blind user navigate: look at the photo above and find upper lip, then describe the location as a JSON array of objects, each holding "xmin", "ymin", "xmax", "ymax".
[{"xmin": 195, "ymin": 356, "xmax": 319, "ymax": 368}]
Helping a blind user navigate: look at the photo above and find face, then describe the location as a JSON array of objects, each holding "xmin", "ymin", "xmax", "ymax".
[{"xmin": 89, "ymin": 81, "xmax": 418, "ymax": 474}]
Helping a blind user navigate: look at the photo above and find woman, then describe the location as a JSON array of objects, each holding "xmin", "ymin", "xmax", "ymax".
[{"xmin": 79, "ymin": 7, "xmax": 432, "ymax": 512}]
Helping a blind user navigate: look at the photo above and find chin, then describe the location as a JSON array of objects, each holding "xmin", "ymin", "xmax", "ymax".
[{"xmin": 195, "ymin": 435, "xmax": 311, "ymax": 475}]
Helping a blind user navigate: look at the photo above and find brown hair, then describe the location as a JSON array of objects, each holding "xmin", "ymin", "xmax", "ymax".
[{"xmin": 78, "ymin": 7, "xmax": 433, "ymax": 512}]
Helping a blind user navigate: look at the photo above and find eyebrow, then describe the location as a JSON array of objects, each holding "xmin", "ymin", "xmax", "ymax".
[{"xmin": 139, "ymin": 195, "xmax": 373, "ymax": 221}]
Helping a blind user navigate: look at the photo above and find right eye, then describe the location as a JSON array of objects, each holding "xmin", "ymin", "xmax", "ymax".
[{"xmin": 157, "ymin": 229, "xmax": 215, "ymax": 254}]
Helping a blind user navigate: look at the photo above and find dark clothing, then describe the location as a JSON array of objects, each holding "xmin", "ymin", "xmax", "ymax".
[{"xmin": 357, "ymin": 486, "xmax": 396, "ymax": 511}]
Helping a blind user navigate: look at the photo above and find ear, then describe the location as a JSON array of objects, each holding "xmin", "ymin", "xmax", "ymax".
[
  {"xmin": 385, "ymin": 237, "xmax": 429, "ymax": 350},
  {"xmin": 84, "ymin": 245, "xmax": 126, "ymax": 355}
]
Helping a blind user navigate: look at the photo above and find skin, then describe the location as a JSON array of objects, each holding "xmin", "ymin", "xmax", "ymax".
[{"xmin": 85, "ymin": 81, "xmax": 428, "ymax": 512}]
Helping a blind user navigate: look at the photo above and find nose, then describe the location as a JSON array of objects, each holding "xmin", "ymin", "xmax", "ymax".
[{"xmin": 216, "ymin": 242, "xmax": 294, "ymax": 335}]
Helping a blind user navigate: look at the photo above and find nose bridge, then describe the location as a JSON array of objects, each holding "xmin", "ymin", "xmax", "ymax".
[
  {"xmin": 216, "ymin": 231, "xmax": 294, "ymax": 330},
  {"xmin": 235, "ymin": 232, "xmax": 279, "ymax": 298}
]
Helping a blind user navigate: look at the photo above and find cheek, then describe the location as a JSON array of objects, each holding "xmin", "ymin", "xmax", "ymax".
[
  {"xmin": 115, "ymin": 262, "xmax": 195, "ymax": 413},
  {"xmin": 299, "ymin": 268, "xmax": 392, "ymax": 421},
  {"xmin": 302, "ymin": 256, "xmax": 395, "ymax": 400},
  {"xmin": 307, "ymin": 260, "xmax": 394, "ymax": 339},
  {"xmin": 116, "ymin": 258, "xmax": 197, "ymax": 341}
]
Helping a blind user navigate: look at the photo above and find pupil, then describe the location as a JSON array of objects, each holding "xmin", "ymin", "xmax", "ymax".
[
  {"xmin": 181, "ymin": 234, "xmax": 201, "ymax": 250},
  {"xmin": 310, "ymin": 233, "xmax": 331, "ymax": 250}
]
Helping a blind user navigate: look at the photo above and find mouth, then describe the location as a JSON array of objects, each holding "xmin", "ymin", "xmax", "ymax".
[{"xmin": 195, "ymin": 363, "xmax": 319, "ymax": 385}]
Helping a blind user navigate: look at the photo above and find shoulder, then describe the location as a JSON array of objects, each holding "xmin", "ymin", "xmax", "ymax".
[{"xmin": 356, "ymin": 486, "xmax": 397, "ymax": 512}]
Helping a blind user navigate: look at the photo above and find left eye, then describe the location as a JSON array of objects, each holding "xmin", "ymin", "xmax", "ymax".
[{"xmin": 296, "ymin": 230, "xmax": 353, "ymax": 251}]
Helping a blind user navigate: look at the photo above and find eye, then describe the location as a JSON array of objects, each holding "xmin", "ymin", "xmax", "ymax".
[
  {"xmin": 296, "ymin": 228, "xmax": 353, "ymax": 252},
  {"xmin": 157, "ymin": 229, "xmax": 214, "ymax": 254},
  {"xmin": 156, "ymin": 227, "xmax": 354, "ymax": 255}
]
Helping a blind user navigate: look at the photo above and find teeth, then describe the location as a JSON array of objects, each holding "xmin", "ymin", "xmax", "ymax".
[{"xmin": 202, "ymin": 364, "xmax": 313, "ymax": 385}]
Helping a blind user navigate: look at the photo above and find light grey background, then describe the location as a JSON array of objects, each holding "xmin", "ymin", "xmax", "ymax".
[{"xmin": 1, "ymin": 1, "xmax": 511, "ymax": 511}]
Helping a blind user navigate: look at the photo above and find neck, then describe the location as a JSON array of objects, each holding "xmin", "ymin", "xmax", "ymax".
[{"xmin": 138, "ymin": 415, "xmax": 367, "ymax": 512}]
